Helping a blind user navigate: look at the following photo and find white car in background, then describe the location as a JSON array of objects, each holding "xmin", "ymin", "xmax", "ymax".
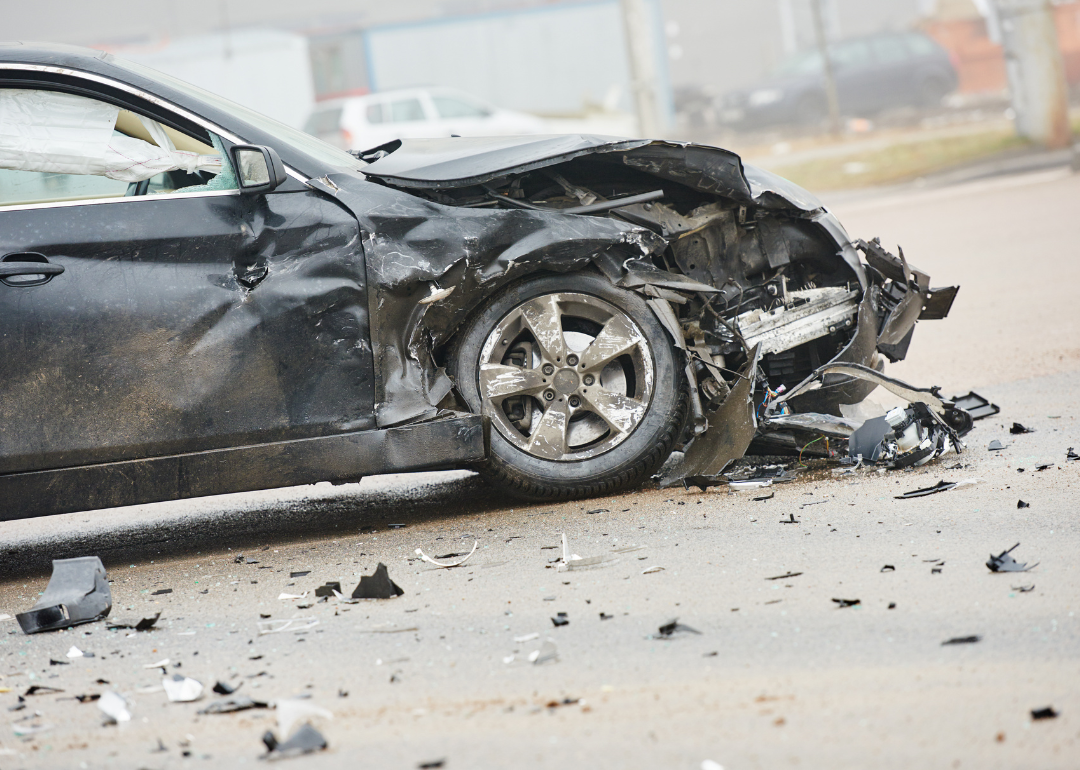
[{"xmin": 303, "ymin": 87, "xmax": 546, "ymax": 151}]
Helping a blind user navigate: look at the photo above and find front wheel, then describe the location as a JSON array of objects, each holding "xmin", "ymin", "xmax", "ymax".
[{"xmin": 451, "ymin": 273, "xmax": 687, "ymax": 500}]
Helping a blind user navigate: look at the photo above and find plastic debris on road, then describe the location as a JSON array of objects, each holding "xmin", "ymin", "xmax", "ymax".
[
  {"xmin": 655, "ymin": 619, "xmax": 701, "ymax": 638},
  {"xmin": 198, "ymin": 695, "xmax": 268, "ymax": 714},
  {"xmin": 895, "ymin": 478, "xmax": 980, "ymax": 499},
  {"xmin": 351, "ymin": 563, "xmax": 404, "ymax": 599},
  {"xmin": 258, "ymin": 617, "xmax": 318, "ymax": 635},
  {"xmin": 529, "ymin": 640, "xmax": 558, "ymax": 665},
  {"xmin": 97, "ymin": 691, "xmax": 131, "ymax": 724},
  {"xmin": 1010, "ymin": 423, "xmax": 1034, "ymax": 434},
  {"xmin": 941, "ymin": 635, "xmax": 981, "ymax": 645},
  {"xmin": 832, "ymin": 598, "xmax": 860, "ymax": 608},
  {"xmin": 987, "ymin": 543, "xmax": 1037, "ymax": 573},
  {"xmin": 263, "ymin": 723, "xmax": 328, "ymax": 759},
  {"xmin": 162, "ymin": 675, "xmax": 204, "ymax": 703},
  {"xmin": 107, "ymin": 612, "xmax": 161, "ymax": 632},
  {"xmin": 16, "ymin": 556, "xmax": 112, "ymax": 634},
  {"xmin": 1031, "ymin": 706, "xmax": 1058, "ymax": 720},
  {"xmin": 415, "ymin": 540, "xmax": 478, "ymax": 568}
]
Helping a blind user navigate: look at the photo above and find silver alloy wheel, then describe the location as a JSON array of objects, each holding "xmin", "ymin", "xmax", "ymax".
[{"xmin": 476, "ymin": 292, "xmax": 655, "ymax": 462}]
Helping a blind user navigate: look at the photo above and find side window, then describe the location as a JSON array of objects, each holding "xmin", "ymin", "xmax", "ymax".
[
  {"xmin": 0, "ymin": 88, "xmax": 234, "ymax": 208},
  {"xmin": 366, "ymin": 102, "xmax": 384, "ymax": 125},
  {"xmin": 905, "ymin": 35, "xmax": 937, "ymax": 57},
  {"xmin": 388, "ymin": 98, "xmax": 426, "ymax": 123},
  {"xmin": 831, "ymin": 41, "xmax": 872, "ymax": 71},
  {"xmin": 873, "ymin": 37, "xmax": 909, "ymax": 65},
  {"xmin": 432, "ymin": 96, "xmax": 491, "ymax": 119}
]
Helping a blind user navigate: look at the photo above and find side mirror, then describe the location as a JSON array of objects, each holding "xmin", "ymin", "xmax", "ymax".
[{"xmin": 230, "ymin": 145, "xmax": 286, "ymax": 193}]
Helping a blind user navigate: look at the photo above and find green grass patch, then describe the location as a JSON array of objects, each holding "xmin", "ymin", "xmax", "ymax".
[{"xmin": 774, "ymin": 128, "xmax": 1029, "ymax": 191}]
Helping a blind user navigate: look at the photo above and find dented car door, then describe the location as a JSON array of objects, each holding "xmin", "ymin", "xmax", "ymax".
[{"xmin": 0, "ymin": 155, "xmax": 375, "ymax": 476}]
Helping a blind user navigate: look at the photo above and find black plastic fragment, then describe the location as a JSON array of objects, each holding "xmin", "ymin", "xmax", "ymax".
[
  {"xmin": 1036, "ymin": 463, "xmax": 1052, "ymax": 471},
  {"xmin": 941, "ymin": 635, "xmax": 981, "ymax": 645},
  {"xmin": 314, "ymin": 582, "xmax": 342, "ymax": 598},
  {"xmin": 1010, "ymin": 422, "xmax": 1034, "ymax": 434},
  {"xmin": 765, "ymin": 572, "xmax": 803, "ymax": 580},
  {"xmin": 1031, "ymin": 707, "xmax": 1058, "ymax": 720},
  {"xmin": 198, "ymin": 695, "xmax": 268, "ymax": 714},
  {"xmin": 1017, "ymin": 500, "xmax": 1030, "ymax": 509},
  {"xmin": 1067, "ymin": 447, "xmax": 1079, "ymax": 461},
  {"xmin": 418, "ymin": 760, "xmax": 446, "ymax": 769},
  {"xmin": 151, "ymin": 589, "xmax": 172, "ymax": 596},
  {"xmin": 586, "ymin": 508, "xmax": 609, "ymax": 515},
  {"xmin": 887, "ymin": 602, "xmax": 896, "ymax": 609},
  {"xmin": 24, "ymin": 686, "xmax": 63, "ymax": 696},
  {"xmin": 988, "ymin": 440, "xmax": 1006, "ymax": 451},
  {"xmin": 263, "ymin": 723, "xmax": 328, "ymax": 758},
  {"xmin": 74, "ymin": 694, "xmax": 100, "ymax": 703},
  {"xmin": 551, "ymin": 613, "xmax": 569, "ymax": 627},
  {"xmin": 780, "ymin": 513, "xmax": 799, "ymax": 524},
  {"xmin": 1012, "ymin": 585, "xmax": 1035, "ymax": 593},
  {"xmin": 951, "ymin": 392, "xmax": 1000, "ymax": 420},
  {"xmin": 107, "ymin": 612, "xmax": 161, "ymax": 632},
  {"xmin": 754, "ymin": 493, "xmax": 775, "ymax": 502},
  {"xmin": 16, "ymin": 557, "xmax": 112, "ymax": 634},
  {"xmin": 657, "ymin": 618, "xmax": 701, "ymax": 637},
  {"xmin": 987, "ymin": 543, "xmax": 1037, "ymax": 573},
  {"xmin": 831, "ymin": 598, "xmax": 860, "ymax": 608},
  {"xmin": 881, "ymin": 565, "xmax": 895, "ymax": 572},
  {"xmin": 213, "ymin": 681, "xmax": 239, "ymax": 695},
  {"xmin": 289, "ymin": 571, "xmax": 310, "ymax": 578},
  {"xmin": 599, "ymin": 613, "xmax": 613, "ymax": 620},
  {"xmin": 351, "ymin": 563, "xmax": 404, "ymax": 599},
  {"xmin": 896, "ymin": 480, "xmax": 957, "ymax": 499}
]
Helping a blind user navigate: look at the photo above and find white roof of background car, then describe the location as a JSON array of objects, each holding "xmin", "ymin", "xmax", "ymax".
[{"xmin": 314, "ymin": 86, "xmax": 496, "ymax": 111}]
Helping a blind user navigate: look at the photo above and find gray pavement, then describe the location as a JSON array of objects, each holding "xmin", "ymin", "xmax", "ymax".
[{"xmin": 1, "ymin": 169, "xmax": 1078, "ymax": 769}]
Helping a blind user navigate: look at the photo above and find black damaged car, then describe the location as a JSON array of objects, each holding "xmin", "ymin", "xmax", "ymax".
[{"xmin": 0, "ymin": 44, "xmax": 958, "ymax": 518}]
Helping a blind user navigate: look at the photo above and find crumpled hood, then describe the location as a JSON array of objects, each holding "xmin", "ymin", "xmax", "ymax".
[{"xmin": 360, "ymin": 135, "xmax": 824, "ymax": 214}]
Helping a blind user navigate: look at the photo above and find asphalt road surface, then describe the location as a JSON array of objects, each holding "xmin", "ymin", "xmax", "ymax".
[{"xmin": 0, "ymin": 168, "xmax": 1078, "ymax": 770}]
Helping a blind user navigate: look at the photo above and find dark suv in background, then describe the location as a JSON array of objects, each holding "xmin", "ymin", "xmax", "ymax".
[{"xmin": 718, "ymin": 31, "xmax": 959, "ymax": 130}]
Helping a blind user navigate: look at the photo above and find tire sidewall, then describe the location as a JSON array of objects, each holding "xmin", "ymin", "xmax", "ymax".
[{"xmin": 453, "ymin": 273, "xmax": 683, "ymax": 487}]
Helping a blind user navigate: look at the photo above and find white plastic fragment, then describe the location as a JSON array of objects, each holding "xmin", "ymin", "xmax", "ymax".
[
  {"xmin": 143, "ymin": 658, "xmax": 170, "ymax": 669},
  {"xmin": 556, "ymin": 533, "xmax": 615, "ymax": 572},
  {"xmin": 259, "ymin": 617, "xmax": 319, "ymax": 635},
  {"xmin": 417, "ymin": 284, "xmax": 455, "ymax": 305},
  {"xmin": 0, "ymin": 614, "xmax": 13, "ymax": 622},
  {"xmin": 727, "ymin": 479, "xmax": 773, "ymax": 490},
  {"xmin": 97, "ymin": 691, "xmax": 131, "ymax": 723},
  {"xmin": 11, "ymin": 720, "xmax": 54, "ymax": 736},
  {"xmin": 701, "ymin": 761, "xmax": 725, "ymax": 770},
  {"xmin": 162, "ymin": 674, "xmax": 204, "ymax": 703},
  {"xmin": 66, "ymin": 645, "xmax": 84, "ymax": 659},
  {"xmin": 278, "ymin": 592, "xmax": 308, "ymax": 600},
  {"xmin": 415, "ymin": 540, "xmax": 478, "ymax": 568},
  {"xmin": 276, "ymin": 699, "xmax": 333, "ymax": 737},
  {"xmin": 513, "ymin": 633, "xmax": 540, "ymax": 643},
  {"xmin": 642, "ymin": 566, "xmax": 665, "ymax": 575}
]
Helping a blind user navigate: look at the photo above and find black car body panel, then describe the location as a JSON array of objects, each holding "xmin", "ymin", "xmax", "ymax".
[{"xmin": 0, "ymin": 44, "xmax": 955, "ymax": 517}]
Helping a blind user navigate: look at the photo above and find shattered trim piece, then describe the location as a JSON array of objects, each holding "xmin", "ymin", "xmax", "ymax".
[
  {"xmin": 16, "ymin": 557, "xmax": 111, "ymax": 635},
  {"xmin": 258, "ymin": 617, "xmax": 319, "ymax": 635},
  {"xmin": 415, "ymin": 540, "xmax": 478, "ymax": 568}
]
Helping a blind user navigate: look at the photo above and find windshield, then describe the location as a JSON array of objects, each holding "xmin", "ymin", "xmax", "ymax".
[{"xmin": 109, "ymin": 55, "xmax": 365, "ymax": 173}]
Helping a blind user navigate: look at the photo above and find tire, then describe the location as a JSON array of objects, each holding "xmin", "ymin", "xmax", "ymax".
[{"xmin": 451, "ymin": 273, "xmax": 687, "ymax": 501}]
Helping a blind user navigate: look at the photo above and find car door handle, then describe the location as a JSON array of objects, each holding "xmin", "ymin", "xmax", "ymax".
[
  {"xmin": 0, "ymin": 254, "xmax": 65, "ymax": 287},
  {"xmin": 0, "ymin": 262, "xmax": 65, "ymax": 277}
]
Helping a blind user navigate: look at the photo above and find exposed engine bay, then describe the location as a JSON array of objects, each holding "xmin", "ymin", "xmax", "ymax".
[{"xmin": 355, "ymin": 135, "xmax": 961, "ymax": 486}]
